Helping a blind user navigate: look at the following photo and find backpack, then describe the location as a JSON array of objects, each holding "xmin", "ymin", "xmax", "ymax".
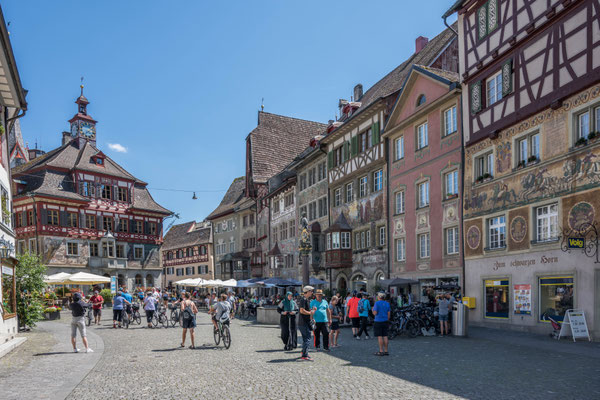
[
  {"xmin": 359, "ymin": 299, "xmax": 369, "ymax": 314},
  {"xmin": 182, "ymin": 302, "xmax": 193, "ymax": 320}
]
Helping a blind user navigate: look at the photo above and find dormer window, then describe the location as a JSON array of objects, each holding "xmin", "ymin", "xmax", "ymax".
[
  {"xmin": 417, "ymin": 94, "xmax": 426, "ymax": 106},
  {"xmin": 96, "ymin": 158, "xmax": 103, "ymax": 165}
]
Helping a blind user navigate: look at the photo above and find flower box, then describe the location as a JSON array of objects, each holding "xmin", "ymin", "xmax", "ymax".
[{"xmin": 44, "ymin": 311, "xmax": 61, "ymax": 320}]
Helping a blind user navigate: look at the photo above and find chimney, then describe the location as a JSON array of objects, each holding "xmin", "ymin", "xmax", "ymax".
[
  {"xmin": 353, "ymin": 84, "xmax": 363, "ymax": 101},
  {"xmin": 415, "ymin": 36, "xmax": 429, "ymax": 53},
  {"xmin": 62, "ymin": 131, "xmax": 71, "ymax": 146},
  {"xmin": 338, "ymin": 99, "xmax": 348, "ymax": 116}
]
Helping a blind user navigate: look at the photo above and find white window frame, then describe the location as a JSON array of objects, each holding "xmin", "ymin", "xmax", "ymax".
[
  {"xmin": 444, "ymin": 106, "xmax": 457, "ymax": 136},
  {"xmin": 366, "ymin": 230, "xmax": 371, "ymax": 248},
  {"xmin": 334, "ymin": 188, "xmax": 341, "ymax": 207},
  {"xmin": 341, "ymin": 232, "xmax": 351, "ymax": 249},
  {"xmin": 417, "ymin": 181, "xmax": 430, "ymax": 208},
  {"xmin": 417, "ymin": 122, "xmax": 428, "ymax": 149},
  {"xmin": 488, "ymin": 215, "xmax": 506, "ymax": 249},
  {"xmin": 134, "ymin": 245, "xmax": 144, "ymax": 260},
  {"xmin": 67, "ymin": 241, "xmax": 78, "ymax": 256},
  {"xmin": 475, "ymin": 151, "xmax": 494, "ymax": 180},
  {"xmin": 373, "ymin": 169, "xmax": 383, "ymax": 192},
  {"xmin": 394, "ymin": 136, "xmax": 404, "ymax": 160},
  {"xmin": 395, "ymin": 238, "xmax": 405, "ymax": 261},
  {"xmin": 359, "ymin": 176, "xmax": 368, "ymax": 197},
  {"xmin": 536, "ymin": 203, "xmax": 558, "ymax": 242},
  {"xmin": 486, "ymin": 70, "xmax": 502, "ymax": 106},
  {"xmin": 578, "ymin": 111, "xmax": 590, "ymax": 140},
  {"xmin": 445, "ymin": 170, "xmax": 459, "ymax": 197},
  {"xmin": 418, "ymin": 233, "xmax": 430, "ymax": 259},
  {"xmin": 395, "ymin": 191, "xmax": 405, "ymax": 214},
  {"xmin": 331, "ymin": 232, "xmax": 340, "ymax": 249},
  {"xmin": 346, "ymin": 183, "xmax": 353, "ymax": 203},
  {"xmin": 28, "ymin": 238, "xmax": 36, "ymax": 253},
  {"xmin": 446, "ymin": 227, "xmax": 459, "ymax": 255},
  {"xmin": 379, "ymin": 226, "xmax": 386, "ymax": 246}
]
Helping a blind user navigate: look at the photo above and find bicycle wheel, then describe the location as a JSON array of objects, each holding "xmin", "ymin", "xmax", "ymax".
[
  {"xmin": 406, "ymin": 320, "xmax": 419, "ymax": 338},
  {"xmin": 242, "ymin": 307, "xmax": 249, "ymax": 320},
  {"xmin": 213, "ymin": 326, "xmax": 221, "ymax": 345},
  {"xmin": 134, "ymin": 311, "xmax": 141, "ymax": 325},
  {"xmin": 160, "ymin": 313, "xmax": 168, "ymax": 328},
  {"xmin": 222, "ymin": 325, "xmax": 231, "ymax": 349},
  {"xmin": 170, "ymin": 310, "xmax": 178, "ymax": 327},
  {"xmin": 123, "ymin": 314, "xmax": 129, "ymax": 329},
  {"xmin": 151, "ymin": 313, "xmax": 159, "ymax": 327}
]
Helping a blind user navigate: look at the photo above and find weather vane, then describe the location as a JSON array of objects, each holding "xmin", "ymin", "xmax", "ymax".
[{"xmin": 80, "ymin": 76, "xmax": 84, "ymax": 95}]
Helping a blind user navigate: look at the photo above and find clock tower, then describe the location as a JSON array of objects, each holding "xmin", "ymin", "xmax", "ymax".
[{"xmin": 67, "ymin": 84, "xmax": 97, "ymax": 146}]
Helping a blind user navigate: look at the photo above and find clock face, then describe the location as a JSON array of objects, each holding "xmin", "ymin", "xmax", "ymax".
[
  {"xmin": 71, "ymin": 122, "xmax": 79, "ymax": 136},
  {"xmin": 81, "ymin": 122, "xmax": 96, "ymax": 138}
]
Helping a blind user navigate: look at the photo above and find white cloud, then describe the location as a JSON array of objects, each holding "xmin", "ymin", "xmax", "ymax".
[{"xmin": 108, "ymin": 143, "xmax": 127, "ymax": 153}]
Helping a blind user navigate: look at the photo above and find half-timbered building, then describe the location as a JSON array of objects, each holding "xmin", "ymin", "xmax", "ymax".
[
  {"xmin": 12, "ymin": 90, "xmax": 171, "ymax": 290},
  {"xmin": 383, "ymin": 65, "xmax": 463, "ymax": 301},
  {"xmin": 161, "ymin": 220, "xmax": 213, "ymax": 288},
  {"xmin": 445, "ymin": 0, "xmax": 600, "ymax": 336},
  {"xmin": 245, "ymin": 111, "xmax": 326, "ymax": 278},
  {"xmin": 323, "ymin": 27, "xmax": 459, "ymax": 293}
]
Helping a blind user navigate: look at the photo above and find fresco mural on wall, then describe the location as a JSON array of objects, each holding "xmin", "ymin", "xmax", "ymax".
[{"xmin": 331, "ymin": 192, "xmax": 385, "ymax": 229}]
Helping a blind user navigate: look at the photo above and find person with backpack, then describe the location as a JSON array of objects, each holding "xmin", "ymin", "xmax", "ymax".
[
  {"xmin": 357, "ymin": 292, "xmax": 371, "ymax": 339},
  {"xmin": 346, "ymin": 290, "xmax": 361, "ymax": 339},
  {"xmin": 180, "ymin": 292, "xmax": 198, "ymax": 349}
]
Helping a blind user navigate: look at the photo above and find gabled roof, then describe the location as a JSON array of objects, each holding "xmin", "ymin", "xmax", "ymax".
[
  {"xmin": 131, "ymin": 183, "xmax": 172, "ymax": 214},
  {"xmin": 248, "ymin": 112, "xmax": 327, "ymax": 184},
  {"xmin": 162, "ymin": 221, "xmax": 211, "ymax": 251},
  {"xmin": 14, "ymin": 170, "xmax": 87, "ymax": 202},
  {"xmin": 206, "ymin": 177, "xmax": 248, "ymax": 220},
  {"xmin": 325, "ymin": 212, "xmax": 352, "ymax": 233}
]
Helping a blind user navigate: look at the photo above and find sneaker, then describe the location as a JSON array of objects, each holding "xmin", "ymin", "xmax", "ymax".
[
  {"xmin": 300, "ymin": 356, "xmax": 313, "ymax": 361},
  {"xmin": 355, "ymin": 336, "xmax": 361, "ymax": 340},
  {"xmin": 73, "ymin": 348, "xmax": 80, "ymax": 353},
  {"xmin": 322, "ymin": 348, "xmax": 331, "ymax": 352},
  {"xmin": 86, "ymin": 348, "xmax": 94, "ymax": 353},
  {"xmin": 365, "ymin": 336, "xmax": 370, "ymax": 340}
]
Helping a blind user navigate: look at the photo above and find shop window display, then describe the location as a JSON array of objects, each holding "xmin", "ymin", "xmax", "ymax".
[
  {"xmin": 539, "ymin": 276, "xmax": 573, "ymax": 322},
  {"xmin": 485, "ymin": 279, "xmax": 509, "ymax": 319},
  {"xmin": 1, "ymin": 265, "xmax": 16, "ymax": 318}
]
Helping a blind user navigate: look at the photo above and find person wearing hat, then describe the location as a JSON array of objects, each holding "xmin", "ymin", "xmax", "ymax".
[
  {"xmin": 298, "ymin": 286, "xmax": 315, "ymax": 360},
  {"xmin": 277, "ymin": 291, "xmax": 298, "ymax": 350},
  {"xmin": 310, "ymin": 289, "xmax": 331, "ymax": 352},
  {"xmin": 69, "ymin": 292, "xmax": 93, "ymax": 353}
]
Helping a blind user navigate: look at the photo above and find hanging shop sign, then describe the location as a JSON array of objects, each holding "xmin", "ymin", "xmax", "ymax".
[
  {"xmin": 559, "ymin": 309, "xmax": 591, "ymax": 342},
  {"xmin": 567, "ymin": 237, "xmax": 585, "ymax": 249},
  {"xmin": 513, "ymin": 284, "xmax": 531, "ymax": 315}
]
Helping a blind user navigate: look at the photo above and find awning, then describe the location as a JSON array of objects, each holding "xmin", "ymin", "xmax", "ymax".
[{"xmin": 380, "ymin": 278, "xmax": 419, "ymax": 287}]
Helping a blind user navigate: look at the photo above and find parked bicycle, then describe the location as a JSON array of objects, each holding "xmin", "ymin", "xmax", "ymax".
[
  {"xmin": 213, "ymin": 317, "xmax": 231, "ymax": 349},
  {"xmin": 169, "ymin": 302, "xmax": 182, "ymax": 327},
  {"xmin": 85, "ymin": 304, "xmax": 93, "ymax": 327},
  {"xmin": 152, "ymin": 305, "xmax": 169, "ymax": 328},
  {"xmin": 131, "ymin": 303, "xmax": 142, "ymax": 325},
  {"xmin": 242, "ymin": 302, "xmax": 257, "ymax": 320},
  {"xmin": 122, "ymin": 307, "xmax": 130, "ymax": 329}
]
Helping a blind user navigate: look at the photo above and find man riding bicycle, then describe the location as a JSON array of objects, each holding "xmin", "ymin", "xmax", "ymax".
[{"xmin": 211, "ymin": 293, "xmax": 232, "ymax": 331}]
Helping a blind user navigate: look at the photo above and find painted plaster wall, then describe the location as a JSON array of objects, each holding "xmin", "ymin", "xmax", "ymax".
[{"xmin": 269, "ymin": 187, "xmax": 297, "ymax": 278}]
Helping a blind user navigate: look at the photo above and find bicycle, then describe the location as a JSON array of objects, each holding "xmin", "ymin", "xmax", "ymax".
[
  {"xmin": 242, "ymin": 303, "xmax": 257, "ymax": 320},
  {"xmin": 122, "ymin": 307, "xmax": 130, "ymax": 329},
  {"xmin": 213, "ymin": 317, "xmax": 231, "ymax": 349},
  {"xmin": 169, "ymin": 302, "xmax": 182, "ymax": 327},
  {"xmin": 85, "ymin": 305, "xmax": 93, "ymax": 326},
  {"xmin": 131, "ymin": 303, "xmax": 142, "ymax": 325},
  {"xmin": 152, "ymin": 305, "xmax": 168, "ymax": 328}
]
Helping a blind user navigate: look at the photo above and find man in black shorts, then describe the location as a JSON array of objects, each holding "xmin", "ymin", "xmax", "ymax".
[{"xmin": 180, "ymin": 292, "xmax": 198, "ymax": 349}]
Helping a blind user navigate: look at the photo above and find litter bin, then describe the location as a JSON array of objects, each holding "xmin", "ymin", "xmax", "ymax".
[{"xmin": 452, "ymin": 302, "xmax": 468, "ymax": 337}]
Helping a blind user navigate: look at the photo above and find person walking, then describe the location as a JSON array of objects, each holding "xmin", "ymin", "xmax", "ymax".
[
  {"xmin": 372, "ymin": 292, "xmax": 391, "ymax": 356},
  {"xmin": 70, "ymin": 292, "xmax": 93, "ymax": 353},
  {"xmin": 344, "ymin": 292, "xmax": 353, "ymax": 324},
  {"xmin": 180, "ymin": 292, "xmax": 198, "ymax": 349},
  {"xmin": 357, "ymin": 292, "xmax": 371, "ymax": 340},
  {"xmin": 143, "ymin": 291, "xmax": 157, "ymax": 328},
  {"xmin": 89, "ymin": 290, "xmax": 104, "ymax": 325},
  {"xmin": 437, "ymin": 293, "xmax": 451, "ymax": 336},
  {"xmin": 346, "ymin": 290, "xmax": 361, "ymax": 339},
  {"xmin": 297, "ymin": 286, "xmax": 314, "ymax": 361},
  {"xmin": 310, "ymin": 289, "xmax": 331, "ymax": 352},
  {"xmin": 277, "ymin": 291, "xmax": 298, "ymax": 350},
  {"xmin": 329, "ymin": 296, "xmax": 341, "ymax": 347},
  {"xmin": 112, "ymin": 291, "xmax": 130, "ymax": 329}
]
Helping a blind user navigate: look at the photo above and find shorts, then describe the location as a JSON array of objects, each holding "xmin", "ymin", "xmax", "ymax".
[
  {"xmin": 439, "ymin": 314, "xmax": 448, "ymax": 321},
  {"xmin": 373, "ymin": 321, "xmax": 389, "ymax": 337},
  {"xmin": 113, "ymin": 309, "xmax": 123, "ymax": 322},
  {"xmin": 146, "ymin": 310, "xmax": 154, "ymax": 323},
  {"xmin": 71, "ymin": 316, "xmax": 86, "ymax": 338},
  {"xmin": 351, "ymin": 317, "xmax": 361, "ymax": 328},
  {"xmin": 182, "ymin": 316, "xmax": 196, "ymax": 329},
  {"xmin": 331, "ymin": 321, "xmax": 340, "ymax": 331},
  {"xmin": 93, "ymin": 308, "xmax": 102, "ymax": 317}
]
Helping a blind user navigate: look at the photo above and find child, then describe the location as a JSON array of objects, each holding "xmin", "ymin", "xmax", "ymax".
[{"xmin": 329, "ymin": 296, "xmax": 341, "ymax": 347}]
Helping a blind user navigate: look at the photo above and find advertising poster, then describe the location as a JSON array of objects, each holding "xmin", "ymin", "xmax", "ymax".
[
  {"xmin": 110, "ymin": 276, "xmax": 117, "ymax": 294},
  {"xmin": 513, "ymin": 284, "xmax": 531, "ymax": 315}
]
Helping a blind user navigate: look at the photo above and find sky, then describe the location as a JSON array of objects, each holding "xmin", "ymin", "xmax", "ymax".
[{"xmin": 2, "ymin": 0, "xmax": 457, "ymax": 226}]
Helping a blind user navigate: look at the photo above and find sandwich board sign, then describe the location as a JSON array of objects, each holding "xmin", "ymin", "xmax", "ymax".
[{"xmin": 558, "ymin": 309, "xmax": 591, "ymax": 342}]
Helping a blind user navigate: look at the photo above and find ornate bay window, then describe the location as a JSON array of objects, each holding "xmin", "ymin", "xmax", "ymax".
[{"xmin": 324, "ymin": 213, "xmax": 352, "ymax": 269}]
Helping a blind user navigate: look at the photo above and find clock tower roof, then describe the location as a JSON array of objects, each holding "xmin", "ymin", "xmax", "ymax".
[{"xmin": 67, "ymin": 84, "xmax": 97, "ymax": 145}]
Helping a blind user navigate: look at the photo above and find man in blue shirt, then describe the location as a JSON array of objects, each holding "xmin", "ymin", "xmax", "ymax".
[
  {"xmin": 372, "ymin": 292, "xmax": 391, "ymax": 356},
  {"xmin": 310, "ymin": 289, "xmax": 331, "ymax": 351},
  {"xmin": 122, "ymin": 288, "xmax": 133, "ymax": 321},
  {"xmin": 112, "ymin": 291, "xmax": 131, "ymax": 328}
]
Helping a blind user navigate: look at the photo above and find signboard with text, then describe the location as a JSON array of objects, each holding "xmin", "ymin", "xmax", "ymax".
[
  {"xmin": 110, "ymin": 276, "xmax": 117, "ymax": 294},
  {"xmin": 567, "ymin": 237, "xmax": 585, "ymax": 249},
  {"xmin": 513, "ymin": 284, "xmax": 531, "ymax": 315},
  {"xmin": 559, "ymin": 309, "xmax": 591, "ymax": 342}
]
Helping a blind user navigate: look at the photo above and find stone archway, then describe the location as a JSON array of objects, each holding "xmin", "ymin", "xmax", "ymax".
[
  {"xmin": 373, "ymin": 270, "xmax": 386, "ymax": 292},
  {"xmin": 350, "ymin": 272, "xmax": 367, "ymax": 291},
  {"xmin": 135, "ymin": 274, "xmax": 143, "ymax": 287}
]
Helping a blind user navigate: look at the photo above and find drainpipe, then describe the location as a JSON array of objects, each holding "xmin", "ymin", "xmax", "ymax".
[
  {"xmin": 443, "ymin": 13, "xmax": 458, "ymax": 36},
  {"xmin": 459, "ymin": 92, "xmax": 466, "ymax": 297},
  {"xmin": 385, "ymin": 135, "xmax": 391, "ymax": 280}
]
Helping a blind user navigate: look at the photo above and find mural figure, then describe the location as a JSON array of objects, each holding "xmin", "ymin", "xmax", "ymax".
[
  {"xmin": 495, "ymin": 142, "xmax": 511, "ymax": 173},
  {"xmin": 488, "ymin": 183, "xmax": 517, "ymax": 208},
  {"xmin": 464, "ymin": 191, "xmax": 487, "ymax": 211}
]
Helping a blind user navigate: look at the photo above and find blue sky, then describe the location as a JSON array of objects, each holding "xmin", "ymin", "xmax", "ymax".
[{"xmin": 3, "ymin": 0, "xmax": 456, "ymax": 226}]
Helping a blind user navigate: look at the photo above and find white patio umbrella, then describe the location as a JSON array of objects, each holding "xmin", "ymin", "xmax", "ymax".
[
  {"xmin": 174, "ymin": 278, "xmax": 194, "ymax": 285},
  {"xmin": 222, "ymin": 279, "xmax": 238, "ymax": 287},
  {"xmin": 63, "ymin": 272, "xmax": 111, "ymax": 285},
  {"xmin": 44, "ymin": 272, "xmax": 72, "ymax": 284},
  {"xmin": 175, "ymin": 278, "xmax": 205, "ymax": 287},
  {"xmin": 202, "ymin": 279, "xmax": 224, "ymax": 287}
]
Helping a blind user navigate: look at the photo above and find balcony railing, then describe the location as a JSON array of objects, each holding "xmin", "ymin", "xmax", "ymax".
[{"xmin": 88, "ymin": 257, "xmax": 127, "ymax": 269}]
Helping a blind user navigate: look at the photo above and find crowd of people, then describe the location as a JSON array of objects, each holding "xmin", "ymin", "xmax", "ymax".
[{"xmin": 65, "ymin": 284, "xmax": 458, "ymax": 360}]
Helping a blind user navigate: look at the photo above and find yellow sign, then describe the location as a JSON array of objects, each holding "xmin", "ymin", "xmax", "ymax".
[{"xmin": 568, "ymin": 237, "xmax": 585, "ymax": 249}]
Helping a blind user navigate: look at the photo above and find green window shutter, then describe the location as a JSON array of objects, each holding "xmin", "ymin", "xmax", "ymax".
[
  {"xmin": 327, "ymin": 151, "xmax": 334, "ymax": 169},
  {"xmin": 477, "ymin": 2, "xmax": 488, "ymax": 40},
  {"xmin": 470, "ymin": 81, "xmax": 482, "ymax": 115},
  {"xmin": 372, "ymin": 122, "xmax": 380, "ymax": 145},
  {"xmin": 351, "ymin": 135, "xmax": 358, "ymax": 157},
  {"xmin": 343, "ymin": 141, "xmax": 350, "ymax": 162},
  {"xmin": 501, "ymin": 58, "xmax": 513, "ymax": 96}
]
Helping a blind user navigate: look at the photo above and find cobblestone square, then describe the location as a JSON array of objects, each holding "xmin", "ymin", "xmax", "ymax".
[{"xmin": 1, "ymin": 311, "xmax": 599, "ymax": 400}]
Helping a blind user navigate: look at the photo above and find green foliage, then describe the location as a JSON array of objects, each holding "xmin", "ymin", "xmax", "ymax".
[
  {"xmin": 55, "ymin": 287, "xmax": 69, "ymax": 297},
  {"xmin": 15, "ymin": 253, "xmax": 47, "ymax": 329},
  {"xmin": 100, "ymin": 288, "xmax": 113, "ymax": 304}
]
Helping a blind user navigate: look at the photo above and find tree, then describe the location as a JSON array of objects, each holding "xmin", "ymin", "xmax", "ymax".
[{"xmin": 15, "ymin": 252, "xmax": 47, "ymax": 330}]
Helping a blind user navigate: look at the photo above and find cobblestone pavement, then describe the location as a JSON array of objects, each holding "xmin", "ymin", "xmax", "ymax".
[{"xmin": 2, "ymin": 310, "xmax": 600, "ymax": 400}]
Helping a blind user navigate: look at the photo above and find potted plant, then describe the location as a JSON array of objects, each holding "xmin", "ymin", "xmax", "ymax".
[
  {"xmin": 527, "ymin": 155, "xmax": 539, "ymax": 164},
  {"xmin": 100, "ymin": 288, "xmax": 113, "ymax": 307},
  {"xmin": 43, "ymin": 306, "xmax": 61, "ymax": 320},
  {"xmin": 516, "ymin": 160, "xmax": 526, "ymax": 169},
  {"xmin": 446, "ymin": 192, "xmax": 458, "ymax": 199},
  {"xmin": 482, "ymin": 172, "xmax": 492, "ymax": 181},
  {"xmin": 575, "ymin": 137, "xmax": 588, "ymax": 147},
  {"xmin": 476, "ymin": 175, "xmax": 484, "ymax": 183},
  {"xmin": 588, "ymin": 131, "xmax": 598, "ymax": 141}
]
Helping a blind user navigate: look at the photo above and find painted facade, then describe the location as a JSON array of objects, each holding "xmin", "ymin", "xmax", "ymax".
[
  {"xmin": 447, "ymin": 0, "xmax": 600, "ymax": 337},
  {"xmin": 384, "ymin": 65, "xmax": 463, "ymax": 301}
]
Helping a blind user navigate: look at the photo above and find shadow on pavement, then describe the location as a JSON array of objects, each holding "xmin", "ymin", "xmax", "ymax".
[
  {"xmin": 266, "ymin": 358, "xmax": 300, "ymax": 363},
  {"xmin": 33, "ymin": 352, "xmax": 76, "ymax": 356}
]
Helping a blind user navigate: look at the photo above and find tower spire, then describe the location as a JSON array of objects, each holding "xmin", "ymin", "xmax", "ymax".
[{"xmin": 80, "ymin": 76, "xmax": 84, "ymax": 96}]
